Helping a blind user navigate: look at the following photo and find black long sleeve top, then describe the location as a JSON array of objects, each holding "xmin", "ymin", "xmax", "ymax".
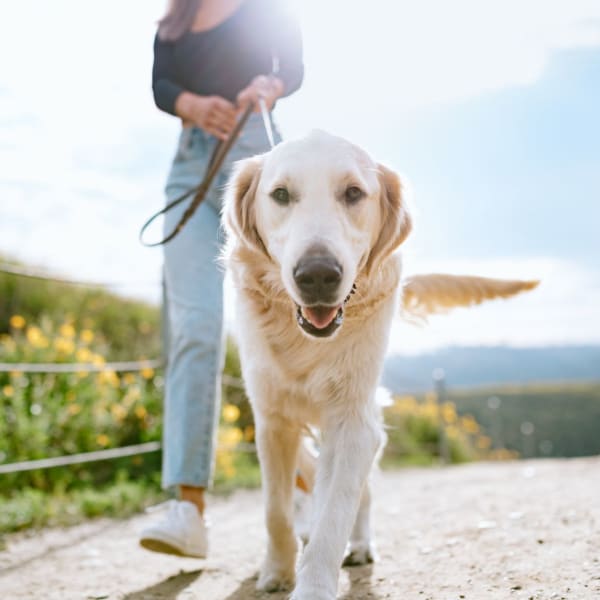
[{"xmin": 152, "ymin": 0, "xmax": 304, "ymax": 115}]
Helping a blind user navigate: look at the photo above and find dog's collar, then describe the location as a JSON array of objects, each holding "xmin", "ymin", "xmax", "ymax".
[{"xmin": 344, "ymin": 282, "xmax": 357, "ymax": 305}]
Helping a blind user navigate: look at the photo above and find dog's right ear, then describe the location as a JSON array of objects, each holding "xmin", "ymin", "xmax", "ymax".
[{"xmin": 223, "ymin": 154, "xmax": 269, "ymax": 257}]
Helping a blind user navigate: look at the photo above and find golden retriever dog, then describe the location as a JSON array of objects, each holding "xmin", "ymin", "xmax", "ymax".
[{"xmin": 222, "ymin": 130, "xmax": 537, "ymax": 599}]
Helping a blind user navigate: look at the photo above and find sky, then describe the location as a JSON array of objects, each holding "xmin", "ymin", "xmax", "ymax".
[{"xmin": 1, "ymin": 0, "xmax": 599, "ymax": 354}]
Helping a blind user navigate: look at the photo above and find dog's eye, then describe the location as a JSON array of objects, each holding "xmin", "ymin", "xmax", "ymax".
[
  {"xmin": 271, "ymin": 187, "xmax": 290, "ymax": 206},
  {"xmin": 344, "ymin": 186, "xmax": 365, "ymax": 205}
]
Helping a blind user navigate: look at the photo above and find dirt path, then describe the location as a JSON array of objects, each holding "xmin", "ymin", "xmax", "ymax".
[{"xmin": 1, "ymin": 458, "xmax": 599, "ymax": 600}]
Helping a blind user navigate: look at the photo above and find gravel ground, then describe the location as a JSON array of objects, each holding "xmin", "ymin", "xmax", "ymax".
[{"xmin": 1, "ymin": 457, "xmax": 599, "ymax": 600}]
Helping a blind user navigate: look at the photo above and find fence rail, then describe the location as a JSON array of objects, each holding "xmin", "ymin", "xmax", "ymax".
[
  {"xmin": 0, "ymin": 441, "xmax": 257, "ymax": 475},
  {"xmin": 0, "ymin": 359, "xmax": 163, "ymax": 374}
]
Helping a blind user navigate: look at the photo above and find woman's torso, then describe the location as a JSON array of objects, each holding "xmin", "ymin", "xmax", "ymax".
[{"xmin": 167, "ymin": 0, "xmax": 275, "ymax": 102}]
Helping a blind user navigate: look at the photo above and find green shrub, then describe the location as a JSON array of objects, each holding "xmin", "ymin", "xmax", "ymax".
[
  {"xmin": 382, "ymin": 394, "xmax": 503, "ymax": 467},
  {"xmin": 0, "ymin": 259, "xmax": 161, "ymax": 361}
]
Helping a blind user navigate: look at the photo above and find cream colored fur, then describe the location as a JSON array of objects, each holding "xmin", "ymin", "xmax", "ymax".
[{"xmin": 222, "ymin": 131, "xmax": 537, "ymax": 600}]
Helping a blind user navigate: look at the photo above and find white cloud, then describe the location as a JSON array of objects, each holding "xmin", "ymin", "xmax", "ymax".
[{"xmin": 279, "ymin": 0, "xmax": 600, "ymax": 140}]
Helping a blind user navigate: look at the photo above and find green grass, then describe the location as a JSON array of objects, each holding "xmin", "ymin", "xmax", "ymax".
[
  {"xmin": 0, "ymin": 477, "xmax": 166, "ymax": 535},
  {"xmin": 0, "ymin": 457, "xmax": 262, "ymax": 538}
]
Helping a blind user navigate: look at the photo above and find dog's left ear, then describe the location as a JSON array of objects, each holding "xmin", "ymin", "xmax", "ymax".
[
  {"xmin": 365, "ymin": 164, "xmax": 412, "ymax": 273},
  {"xmin": 223, "ymin": 154, "xmax": 270, "ymax": 257}
]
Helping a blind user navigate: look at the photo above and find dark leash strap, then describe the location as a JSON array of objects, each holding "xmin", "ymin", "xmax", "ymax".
[{"xmin": 139, "ymin": 103, "xmax": 254, "ymax": 247}]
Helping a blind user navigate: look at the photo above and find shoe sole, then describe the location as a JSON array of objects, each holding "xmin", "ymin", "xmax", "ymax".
[{"xmin": 139, "ymin": 537, "xmax": 206, "ymax": 559}]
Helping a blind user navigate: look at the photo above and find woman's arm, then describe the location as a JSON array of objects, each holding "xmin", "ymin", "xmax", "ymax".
[{"xmin": 152, "ymin": 34, "xmax": 185, "ymax": 115}]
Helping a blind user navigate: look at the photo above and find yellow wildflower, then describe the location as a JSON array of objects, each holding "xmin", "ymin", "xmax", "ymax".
[
  {"xmin": 67, "ymin": 404, "xmax": 81, "ymax": 415},
  {"xmin": 123, "ymin": 373, "xmax": 136, "ymax": 386},
  {"xmin": 460, "ymin": 415, "xmax": 480, "ymax": 434},
  {"xmin": 0, "ymin": 334, "xmax": 16, "ymax": 351},
  {"xmin": 140, "ymin": 367, "xmax": 155, "ymax": 380},
  {"xmin": 222, "ymin": 403, "xmax": 240, "ymax": 423},
  {"xmin": 9, "ymin": 315, "xmax": 26, "ymax": 329},
  {"xmin": 446, "ymin": 425, "xmax": 460, "ymax": 439},
  {"xmin": 219, "ymin": 425, "xmax": 243, "ymax": 448},
  {"xmin": 59, "ymin": 323, "xmax": 76, "ymax": 339},
  {"xmin": 98, "ymin": 370, "xmax": 120, "ymax": 387},
  {"xmin": 441, "ymin": 402, "xmax": 457, "ymax": 424},
  {"xmin": 111, "ymin": 404, "xmax": 127, "ymax": 422},
  {"xmin": 134, "ymin": 405, "xmax": 147, "ymax": 419},
  {"xmin": 421, "ymin": 402, "xmax": 439, "ymax": 419},
  {"xmin": 80, "ymin": 329, "xmax": 94, "ymax": 344},
  {"xmin": 66, "ymin": 390, "xmax": 76, "ymax": 402},
  {"xmin": 216, "ymin": 448, "xmax": 236, "ymax": 479},
  {"xmin": 2, "ymin": 385, "xmax": 14, "ymax": 398},
  {"xmin": 54, "ymin": 337, "xmax": 75, "ymax": 355},
  {"xmin": 424, "ymin": 391, "xmax": 437, "ymax": 404},
  {"xmin": 96, "ymin": 434, "xmax": 110, "ymax": 447},
  {"xmin": 26, "ymin": 326, "xmax": 49, "ymax": 348},
  {"xmin": 123, "ymin": 386, "xmax": 141, "ymax": 407},
  {"xmin": 91, "ymin": 353, "xmax": 106, "ymax": 367},
  {"xmin": 76, "ymin": 347, "xmax": 93, "ymax": 363}
]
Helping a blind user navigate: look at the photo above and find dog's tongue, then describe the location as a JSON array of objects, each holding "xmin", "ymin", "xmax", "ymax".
[{"xmin": 303, "ymin": 305, "xmax": 339, "ymax": 329}]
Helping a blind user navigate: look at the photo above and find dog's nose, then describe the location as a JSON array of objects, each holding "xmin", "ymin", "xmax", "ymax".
[{"xmin": 293, "ymin": 254, "xmax": 343, "ymax": 304}]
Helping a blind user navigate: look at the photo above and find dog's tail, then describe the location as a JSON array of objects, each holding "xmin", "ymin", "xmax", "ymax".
[{"xmin": 402, "ymin": 274, "xmax": 539, "ymax": 319}]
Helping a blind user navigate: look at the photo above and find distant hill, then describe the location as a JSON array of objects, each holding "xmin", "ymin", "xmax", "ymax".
[{"xmin": 383, "ymin": 345, "xmax": 600, "ymax": 393}]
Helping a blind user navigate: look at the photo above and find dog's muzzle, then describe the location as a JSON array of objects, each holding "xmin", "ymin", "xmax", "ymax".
[
  {"xmin": 292, "ymin": 249, "xmax": 346, "ymax": 338},
  {"xmin": 293, "ymin": 252, "xmax": 343, "ymax": 306}
]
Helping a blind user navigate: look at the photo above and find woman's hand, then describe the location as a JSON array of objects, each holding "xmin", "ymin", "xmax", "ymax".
[
  {"xmin": 175, "ymin": 92, "xmax": 239, "ymax": 140},
  {"xmin": 237, "ymin": 75, "xmax": 285, "ymax": 113}
]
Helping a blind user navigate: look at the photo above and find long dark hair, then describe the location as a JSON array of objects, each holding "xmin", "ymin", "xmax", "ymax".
[{"xmin": 158, "ymin": 0, "xmax": 201, "ymax": 41}]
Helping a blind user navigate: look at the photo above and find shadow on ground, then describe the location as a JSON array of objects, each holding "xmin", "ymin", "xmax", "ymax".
[
  {"xmin": 222, "ymin": 573, "xmax": 288, "ymax": 600},
  {"xmin": 123, "ymin": 569, "xmax": 202, "ymax": 600},
  {"xmin": 340, "ymin": 564, "xmax": 385, "ymax": 599},
  {"xmin": 218, "ymin": 564, "xmax": 383, "ymax": 600}
]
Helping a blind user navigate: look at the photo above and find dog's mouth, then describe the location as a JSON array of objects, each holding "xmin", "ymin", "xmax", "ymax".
[{"xmin": 296, "ymin": 304, "xmax": 344, "ymax": 338}]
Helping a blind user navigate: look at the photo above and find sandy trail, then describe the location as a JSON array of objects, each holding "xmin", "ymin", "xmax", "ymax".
[{"xmin": 1, "ymin": 458, "xmax": 599, "ymax": 600}]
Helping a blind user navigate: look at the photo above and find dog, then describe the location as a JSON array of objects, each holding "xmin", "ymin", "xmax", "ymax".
[{"xmin": 222, "ymin": 130, "xmax": 537, "ymax": 599}]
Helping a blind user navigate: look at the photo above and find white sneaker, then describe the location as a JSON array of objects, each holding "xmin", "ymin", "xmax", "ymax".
[{"xmin": 139, "ymin": 500, "xmax": 208, "ymax": 558}]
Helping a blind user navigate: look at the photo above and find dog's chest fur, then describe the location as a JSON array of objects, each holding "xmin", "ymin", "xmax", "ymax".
[{"xmin": 230, "ymin": 251, "xmax": 402, "ymax": 415}]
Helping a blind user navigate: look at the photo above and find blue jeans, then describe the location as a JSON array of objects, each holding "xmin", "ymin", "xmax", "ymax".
[{"xmin": 162, "ymin": 113, "xmax": 280, "ymax": 489}]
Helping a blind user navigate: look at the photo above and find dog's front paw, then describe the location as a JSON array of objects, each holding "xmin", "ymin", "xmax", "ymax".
[
  {"xmin": 256, "ymin": 566, "xmax": 295, "ymax": 593},
  {"xmin": 342, "ymin": 541, "xmax": 378, "ymax": 567}
]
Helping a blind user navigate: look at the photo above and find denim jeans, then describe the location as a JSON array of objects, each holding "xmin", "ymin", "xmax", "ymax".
[{"xmin": 162, "ymin": 113, "xmax": 280, "ymax": 489}]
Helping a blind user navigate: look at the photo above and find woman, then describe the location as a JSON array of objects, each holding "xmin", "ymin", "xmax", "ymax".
[{"xmin": 140, "ymin": 0, "xmax": 303, "ymax": 557}]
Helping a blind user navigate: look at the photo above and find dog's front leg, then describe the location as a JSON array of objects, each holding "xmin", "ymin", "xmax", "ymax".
[
  {"xmin": 255, "ymin": 415, "xmax": 301, "ymax": 593},
  {"xmin": 342, "ymin": 480, "xmax": 378, "ymax": 566},
  {"xmin": 291, "ymin": 412, "xmax": 382, "ymax": 600}
]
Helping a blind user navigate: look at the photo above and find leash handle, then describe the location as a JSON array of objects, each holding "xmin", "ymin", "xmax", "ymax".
[{"xmin": 139, "ymin": 103, "xmax": 255, "ymax": 248}]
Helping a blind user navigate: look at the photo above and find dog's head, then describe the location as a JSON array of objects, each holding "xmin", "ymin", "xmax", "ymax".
[{"xmin": 224, "ymin": 130, "xmax": 412, "ymax": 339}]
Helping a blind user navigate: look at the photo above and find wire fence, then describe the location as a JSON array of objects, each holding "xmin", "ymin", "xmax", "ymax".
[
  {"xmin": 0, "ymin": 359, "xmax": 163, "ymax": 374},
  {"xmin": 1, "ymin": 263, "xmax": 252, "ymax": 475},
  {"xmin": 0, "ymin": 441, "xmax": 258, "ymax": 475}
]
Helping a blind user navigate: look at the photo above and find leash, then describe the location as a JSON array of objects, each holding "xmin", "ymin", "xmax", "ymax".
[{"xmin": 140, "ymin": 97, "xmax": 275, "ymax": 248}]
